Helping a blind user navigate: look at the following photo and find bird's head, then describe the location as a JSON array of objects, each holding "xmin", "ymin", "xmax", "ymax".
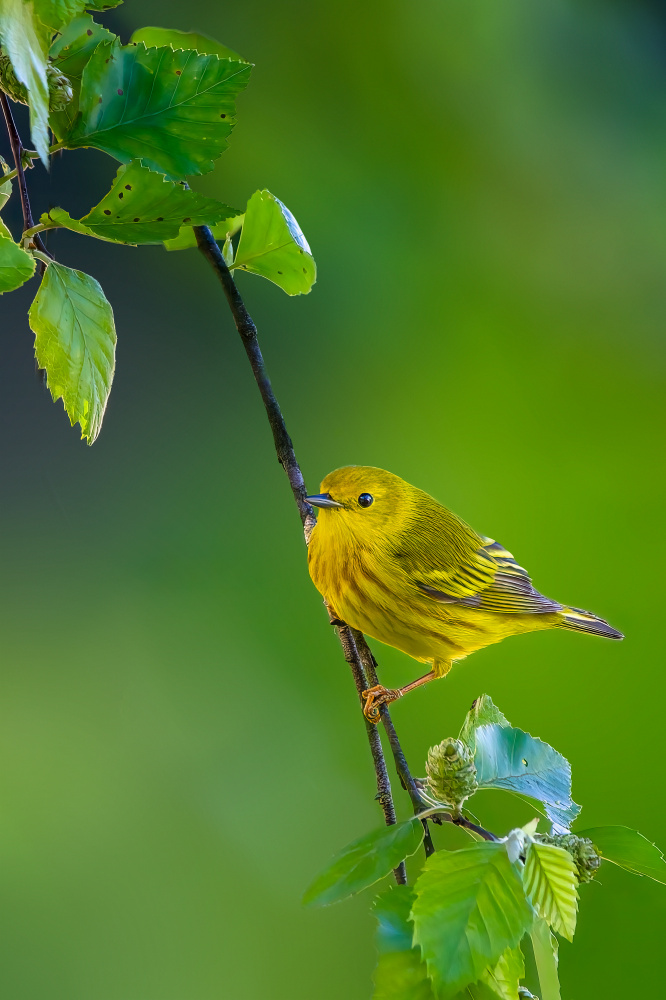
[{"xmin": 306, "ymin": 466, "xmax": 415, "ymax": 538}]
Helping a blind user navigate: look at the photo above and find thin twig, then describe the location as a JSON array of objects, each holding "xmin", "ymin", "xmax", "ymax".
[
  {"xmin": 193, "ymin": 224, "xmax": 408, "ymax": 882},
  {"xmin": 0, "ymin": 93, "xmax": 51, "ymax": 258}
]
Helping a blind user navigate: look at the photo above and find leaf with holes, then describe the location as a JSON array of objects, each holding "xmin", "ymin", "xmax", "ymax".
[
  {"xmin": 411, "ymin": 842, "xmax": 534, "ymax": 1000},
  {"xmin": 232, "ymin": 190, "xmax": 316, "ymax": 294},
  {"xmin": 523, "ymin": 843, "xmax": 577, "ymax": 941},
  {"xmin": 49, "ymin": 14, "xmax": 116, "ymax": 140},
  {"xmin": 163, "ymin": 212, "xmax": 243, "ymax": 251},
  {"xmin": 28, "ymin": 262, "xmax": 116, "ymax": 443},
  {"xmin": 578, "ymin": 826, "xmax": 666, "ymax": 884},
  {"xmin": 372, "ymin": 886, "xmax": 435, "ymax": 1000},
  {"xmin": 0, "ymin": 231, "xmax": 35, "ymax": 293},
  {"xmin": 130, "ymin": 26, "xmax": 246, "ymax": 63},
  {"xmin": 40, "ymin": 160, "xmax": 237, "ymax": 245},
  {"xmin": 62, "ymin": 38, "xmax": 251, "ymax": 179},
  {"xmin": 303, "ymin": 817, "xmax": 423, "ymax": 908},
  {"xmin": 0, "ymin": 0, "xmax": 51, "ymax": 163},
  {"xmin": 474, "ymin": 724, "xmax": 580, "ymax": 833}
]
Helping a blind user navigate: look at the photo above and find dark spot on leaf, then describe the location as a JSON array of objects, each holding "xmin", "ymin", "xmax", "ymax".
[
  {"xmin": 105, "ymin": 58, "xmax": 109, "ymax": 63},
  {"xmin": 156, "ymin": 217, "xmax": 163, "ymax": 221},
  {"xmin": 220, "ymin": 113, "xmax": 226, "ymax": 118},
  {"xmin": 522, "ymin": 758, "xmax": 528, "ymax": 766},
  {"xmin": 302, "ymin": 267, "xmax": 307, "ymax": 273},
  {"xmin": 175, "ymin": 70, "xmax": 182, "ymax": 75},
  {"xmin": 98, "ymin": 97, "xmax": 102, "ymax": 103},
  {"xmin": 277, "ymin": 270, "xmax": 283, "ymax": 274},
  {"xmin": 103, "ymin": 210, "xmax": 111, "ymax": 215},
  {"xmin": 118, "ymin": 192, "xmax": 123, "ymax": 198},
  {"xmin": 133, "ymin": 217, "xmax": 140, "ymax": 222},
  {"xmin": 117, "ymin": 89, "xmax": 123, "ymax": 95},
  {"xmin": 86, "ymin": 29, "xmax": 93, "ymax": 36},
  {"xmin": 125, "ymin": 185, "xmax": 131, "ymax": 190},
  {"xmin": 182, "ymin": 217, "xmax": 191, "ymax": 223}
]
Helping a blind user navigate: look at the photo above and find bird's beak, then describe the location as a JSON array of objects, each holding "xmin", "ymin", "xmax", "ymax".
[{"xmin": 306, "ymin": 492, "xmax": 344, "ymax": 509}]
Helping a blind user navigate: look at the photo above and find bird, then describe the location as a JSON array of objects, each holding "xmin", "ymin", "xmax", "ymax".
[{"xmin": 306, "ymin": 466, "xmax": 623, "ymax": 723}]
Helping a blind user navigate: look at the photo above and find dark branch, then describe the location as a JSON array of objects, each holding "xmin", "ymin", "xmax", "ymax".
[
  {"xmin": 0, "ymin": 93, "xmax": 51, "ymax": 258},
  {"xmin": 194, "ymin": 225, "xmax": 408, "ymax": 883}
]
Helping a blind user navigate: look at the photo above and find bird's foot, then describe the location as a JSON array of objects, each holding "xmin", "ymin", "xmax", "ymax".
[{"xmin": 362, "ymin": 684, "xmax": 402, "ymax": 723}]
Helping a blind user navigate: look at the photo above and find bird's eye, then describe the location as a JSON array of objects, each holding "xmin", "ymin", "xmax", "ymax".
[{"xmin": 357, "ymin": 493, "xmax": 374, "ymax": 508}]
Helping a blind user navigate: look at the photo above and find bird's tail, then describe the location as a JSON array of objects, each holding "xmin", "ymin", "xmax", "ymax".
[{"xmin": 560, "ymin": 606, "xmax": 624, "ymax": 640}]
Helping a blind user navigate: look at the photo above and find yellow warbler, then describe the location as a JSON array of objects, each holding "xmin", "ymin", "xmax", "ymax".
[{"xmin": 306, "ymin": 466, "xmax": 622, "ymax": 722}]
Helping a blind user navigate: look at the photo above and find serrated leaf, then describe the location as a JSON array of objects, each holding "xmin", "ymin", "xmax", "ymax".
[
  {"xmin": 459, "ymin": 694, "xmax": 510, "ymax": 750},
  {"xmin": 41, "ymin": 160, "xmax": 237, "ymax": 245},
  {"xmin": 303, "ymin": 817, "xmax": 423, "ymax": 907},
  {"xmin": 0, "ymin": 234, "xmax": 36, "ymax": 292},
  {"xmin": 0, "ymin": 0, "xmax": 51, "ymax": 163},
  {"xmin": 523, "ymin": 843, "xmax": 577, "ymax": 941},
  {"xmin": 232, "ymin": 190, "xmax": 316, "ymax": 295},
  {"xmin": 474, "ymin": 724, "xmax": 580, "ymax": 833},
  {"xmin": 130, "ymin": 26, "xmax": 245, "ymax": 63},
  {"xmin": 49, "ymin": 14, "xmax": 115, "ymax": 140},
  {"xmin": 63, "ymin": 38, "xmax": 251, "ymax": 179},
  {"xmin": 411, "ymin": 842, "xmax": 534, "ymax": 1000},
  {"xmin": 28, "ymin": 261, "xmax": 115, "ymax": 442},
  {"xmin": 163, "ymin": 213, "xmax": 243, "ymax": 251},
  {"xmin": 372, "ymin": 887, "xmax": 435, "ymax": 1000},
  {"xmin": 480, "ymin": 946, "xmax": 525, "ymax": 1000},
  {"xmin": 578, "ymin": 826, "xmax": 666, "ymax": 884},
  {"xmin": 530, "ymin": 918, "xmax": 560, "ymax": 1000},
  {"xmin": 0, "ymin": 155, "xmax": 12, "ymax": 210}
]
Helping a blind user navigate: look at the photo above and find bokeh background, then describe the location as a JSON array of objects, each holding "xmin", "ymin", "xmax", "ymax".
[{"xmin": 1, "ymin": 0, "xmax": 665, "ymax": 996}]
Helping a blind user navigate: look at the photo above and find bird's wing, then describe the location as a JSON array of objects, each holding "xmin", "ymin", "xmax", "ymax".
[{"xmin": 413, "ymin": 534, "xmax": 562, "ymax": 615}]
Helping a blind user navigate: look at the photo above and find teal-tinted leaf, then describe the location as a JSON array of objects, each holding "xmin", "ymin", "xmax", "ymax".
[
  {"xmin": 530, "ymin": 918, "xmax": 560, "ymax": 1000},
  {"xmin": 411, "ymin": 842, "xmax": 534, "ymax": 1000},
  {"xmin": 578, "ymin": 826, "xmax": 666, "ymax": 884},
  {"xmin": 0, "ymin": 155, "xmax": 12, "ymax": 210},
  {"xmin": 474, "ymin": 724, "xmax": 580, "ymax": 833},
  {"xmin": 163, "ymin": 213, "xmax": 243, "ymax": 252},
  {"xmin": 130, "ymin": 26, "xmax": 245, "ymax": 63},
  {"xmin": 303, "ymin": 817, "xmax": 423, "ymax": 907},
  {"xmin": 232, "ymin": 189, "xmax": 316, "ymax": 295},
  {"xmin": 459, "ymin": 694, "xmax": 510, "ymax": 750},
  {"xmin": 523, "ymin": 843, "xmax": 577, "ymax": 941},
  {"xmin": 28, "ymin": 261, "xmax": 116, "ymax": 442},
  {"xmin": 0, "ymin": 0, "xmax": 51, "ymax": 163},
  {"xmin": 63, "ymin": 38, "xmax": 251, "ymax": 179},
  {"xmin": 49, "ymin": 14, "xmax": 115, "ymax": 140},
  {"xmin": 372, "ymin": 887, "xmax": 435, "ymax": 1000},
  {"xmin": 41, "ymin": 160, "xmax": 237, "ymax": 245},
  {"xmin": 0, "ymin": 233, "xmax": 35, "ymax": 292}
]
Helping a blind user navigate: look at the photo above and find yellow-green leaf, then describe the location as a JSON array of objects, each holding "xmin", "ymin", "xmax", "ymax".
[
  {"xmin": 28, "ymin": 261, "xmax": 116, "ymax": 443},
  {"xmin": 0, "ymin": 232, "xmax": 35, "ymax": 292},
  {"xmin": 232, "ymin": 189, "xmax": 316, "ymax": 295},
  {"xmin": 0, "ymin": 0, "xmax": 51, "ymax": 164},
  {"xmin": 130, "ymin": 26, "xmax": 246, "ymax": 63},
  {"xmin": 0, "ymin": 154, "xmax": 12, "ymax": 210},
  {"xmin": 523, "ymin": 843, "xmax": 577, "ymax": 941},
  {"xmin": 163, "ymin": 213, "xmax": 243, "ymax": 252}
]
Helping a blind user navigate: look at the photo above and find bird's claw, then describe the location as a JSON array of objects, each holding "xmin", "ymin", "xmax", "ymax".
[{"xmin": 362, "ymin": 684, "xmax": 402, "ymax": 723}]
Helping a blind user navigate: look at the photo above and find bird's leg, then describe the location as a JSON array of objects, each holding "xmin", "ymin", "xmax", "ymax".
[{"xmin": 362, "ymin": 670, "xmax": 437, "ymax": 724}]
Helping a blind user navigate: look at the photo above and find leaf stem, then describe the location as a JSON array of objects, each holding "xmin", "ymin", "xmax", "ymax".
[
  {"xmin": 193, "ymin": 224, "xmax": 407, "ymax": 883},
  {"xmin": 0, "ymin": 92, "xmax": 52, "ymax": 259}
]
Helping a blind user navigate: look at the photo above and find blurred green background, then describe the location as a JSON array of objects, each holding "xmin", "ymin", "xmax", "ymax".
[{"xmin": 1, "ymin": 0, "xmax": 665, "ymax": 996}]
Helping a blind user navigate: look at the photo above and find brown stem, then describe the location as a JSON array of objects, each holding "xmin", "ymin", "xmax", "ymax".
[
  {"xmin": 0, "ymin": 92, "xmax": 51, "ymax": 258},
  {"xmin": 193, "ymin": 225, "xmax": 408, "ymax": 882}
]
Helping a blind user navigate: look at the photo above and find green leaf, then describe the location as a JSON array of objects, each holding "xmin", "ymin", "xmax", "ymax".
[
  {"xmin": 459, "ymin": 694, "xmax": 510, "ymax": 750},
  {"xmin": 130, "ymin": 26, "xmax": 245, "ymax": 63},
  {"xmin": 0, "ymin": 154, "xmax": 12, "ymax": 210},
  {"xmin": 474, "ymin": 724, "xmax": 580, "ymax": 833},
  {"xmin": 232, "ymin": 190, "xmax": 316, "ymax": 295},
  {"xmin": 163, "ymin": 213, "xmax": 243, "ymax": 252},
  {"xmin": 63, "ymin": 38, "xmax": 252, "ymax": 179},
  {"xmin": 49, "ymin": 14, "xmax": 115, "ymax": 140},
  {"xmin": 479, "ymin": 946, "xmax": 525, "ymax": 1000},
  {"xmin": 303, "ymin": 817, "xmax": 423, "ymax": 907},
  {"xmin": 523, "ymin": 843, "xmax": 577, "ymax": 941},
  {"xmin": 0, "ymin": 0, "xmax": 51, "ymax": 164},
  {"xmin": 577, "ymin": 826, "xmax": 666, "ymax": 884},
  {"xmin": 41, "ymin": 160, "xmax": 237, "ymax": 245},
  {"xmin": 28, "ymin": 261, "xmax": 116, "ymax": 442},
  {"xmin": 530, "ymin": 918, "xmax": 560, "ymax": 1000},
  {"xmin": 0, "ymin": 233, "xmax": 35, "ymax": 292},
  {"xmin": 411, "ymin": 842, "xmax": 534, "ymax": 1000},
  {"xmin": 372, "ymin": 887, "xmax": 435, "ymax": 1000}
]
